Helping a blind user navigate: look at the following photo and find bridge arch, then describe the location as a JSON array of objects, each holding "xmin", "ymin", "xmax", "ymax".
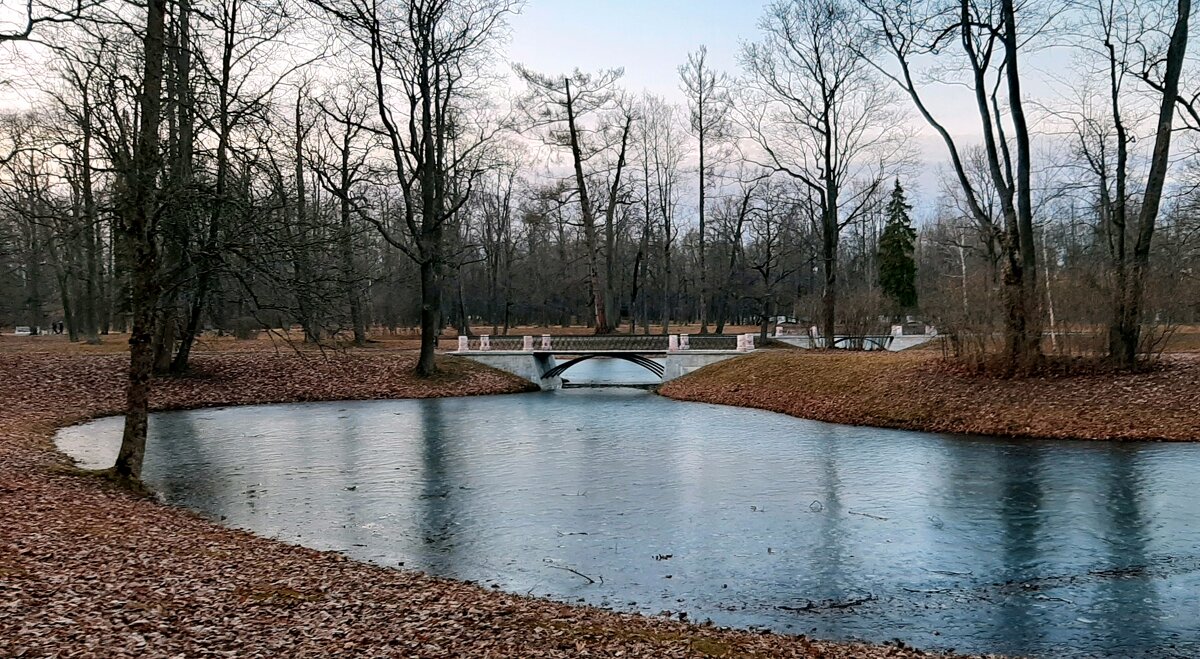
[{"xmin": 541, "ymin": 353, "xmax": 665, "ymax": 380}]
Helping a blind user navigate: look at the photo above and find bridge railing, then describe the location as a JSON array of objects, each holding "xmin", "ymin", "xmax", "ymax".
[{"xmin": 454, "ymin": 333, "xmax": 744, "ymax": 352}]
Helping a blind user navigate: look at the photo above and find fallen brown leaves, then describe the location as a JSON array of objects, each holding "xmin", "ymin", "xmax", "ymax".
[
  {"xmin": 660, "ymin": 350, "xmax": 1200, "ymax": 442},
  {"xmin": 0, "ymin": 350, "xmax": 994, "ymax": 658}
]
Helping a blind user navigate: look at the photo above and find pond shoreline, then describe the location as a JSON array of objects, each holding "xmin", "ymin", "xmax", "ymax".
[
  {"xmin": 0, "ymin": 350, "xmax": 989, "ymax": 658},
  {"xmin": 659, "ymin": 350, "xmax": 1200, "ymax": 442}
]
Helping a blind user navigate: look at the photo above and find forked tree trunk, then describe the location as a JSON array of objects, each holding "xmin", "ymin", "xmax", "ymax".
[
  {"xmin": 1109, "ymin": 0, "xmax": 1190, "ymax": 368},
  {"xmin": 563, "ymin": 79, "xmax": 612, "ymax": 334}
]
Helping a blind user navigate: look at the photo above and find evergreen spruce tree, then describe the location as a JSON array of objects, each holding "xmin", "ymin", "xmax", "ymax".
[{"xmin": 878, "ymin": 179, "xmax": 918, "ymax": 314}]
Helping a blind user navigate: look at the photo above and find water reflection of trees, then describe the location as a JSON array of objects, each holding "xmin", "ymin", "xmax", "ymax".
[
  {"xmin": 139, "ymin": 399, "xmax": 1194, "ymax": 657},
  {"xmin": 1094, "ymin": 446, "xmax": 1160, "ymax": 650},
  {"xmin": 415, "ymin": 400, "xmax": 459, "ymax": 570},
  {"xmin": 995, "ymin": 444, "xmax": 1046, "ymax": 656},
  {"xmin": 148, "ymin": 412, "xmax": 221, "ymax": 505}
]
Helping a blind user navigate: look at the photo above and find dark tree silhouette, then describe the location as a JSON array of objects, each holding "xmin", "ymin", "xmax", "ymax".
[{"xmin": 878, "ymin": 179, "xmax": 917, "ymax": 313}]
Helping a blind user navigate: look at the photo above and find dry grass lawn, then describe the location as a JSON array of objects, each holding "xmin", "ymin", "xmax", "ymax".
[{"xmin": 661, "ymin": 350, "xmax": 1200, "ymax": 442}]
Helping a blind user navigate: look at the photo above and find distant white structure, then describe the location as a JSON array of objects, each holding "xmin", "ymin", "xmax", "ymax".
[
  {"xmin": 14, "ymin": 326, "xmax": 32, "ymax": 336},
  {"xmin": 773, "ymin": 321, "xmax": 937, "ymax": 351}
]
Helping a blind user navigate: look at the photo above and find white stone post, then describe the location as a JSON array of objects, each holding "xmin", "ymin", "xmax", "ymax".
[
  {"xmin": 668, "ymin": 334, "xmax": 680, "ymax": 352},
  {"xmin": 523, "ymin": 335, "xmax": 534, "ymax": 351},
  {"xmin": 743, "ymin": 333, "xmax": 756, "ymax": 351},
  {"xmin": 541, "ymin": 334, "xmax": 552, "ymax": 350},
  {"xmin": 680, "ymin": 333, "xmax": 690, "ymax": 350},
  {"xmin": 480, "ymin": 335, "xmax": 491, "ymax": 351},
  {"xmin": 737, "ymin": 334, "xmax": 748, "ymax": 351},
  {"xmin": 457, "ymin": 336, "xmax": 468, "ymax": 352}
]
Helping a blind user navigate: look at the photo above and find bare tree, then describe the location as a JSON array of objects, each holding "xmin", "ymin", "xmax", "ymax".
[
  {"xmin": 515, "ymin": 66, "xmax": 624, "ymax": 333},
  {"xmin": 1050, "ymin": 0, "xmax": 1192, "ymax": 366},
  {"xmin": 679, "ymin": 45, "xmax": 732, "ymax": 334},
  {"xmin": 1107, "ymin": 0, "xmax": 1190, "ymax": 366},
  {"xmin": 637, "ymin": 93, "xmax": 685, "ymax": 334},
  {"xmin": 170, "ymin": 0, "xmax": 305, "ymax": 372},
  {"xmin": 112, "ymin": 0, "xmax": 167, "ymax": 484},
  {"xmin": 0, "ymin": 0, "xmax": 96, "ymax": 43},
  {"xmin": 314, "ymin": 0, "xmax": 518, "ymax": 373},
  {"xmin": 860, "ymin": 0, "xmax": 1053, "ymax": 372},
  {"xmin": 310, "ymin": 80, "xmax": 376, "ymax": 346},
  {"xmin": 742, "ymin": 0, "xmax": 907, "ymax": 347}
]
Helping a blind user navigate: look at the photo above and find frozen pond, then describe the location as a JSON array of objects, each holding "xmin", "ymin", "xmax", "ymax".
[{"xmin": 56, "ymin": 361, "xmax": 1200, "ymax": 658}]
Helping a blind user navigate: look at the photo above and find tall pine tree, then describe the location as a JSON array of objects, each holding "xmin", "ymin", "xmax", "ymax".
[{"xmin": 878, "ymin": 179, "xmax": 917, "ymax": 314}]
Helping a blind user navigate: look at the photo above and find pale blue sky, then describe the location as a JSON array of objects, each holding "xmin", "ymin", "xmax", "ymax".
[
  {"xmin": 507, "ymin": 0, "xmax": 769, "ymax": 102},
  {"xmin": 503, "ymin": 2, "xmax": 1099, "ymax": 216}
]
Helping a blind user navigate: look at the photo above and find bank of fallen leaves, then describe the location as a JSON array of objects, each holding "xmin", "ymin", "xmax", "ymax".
[
  {"xmin": 660, "ymin": 350, "xmax": 1200, "ymax": 442},
  {"xmin": 0, "ymin": 350, "xmax": 994, "ymax": 659}
]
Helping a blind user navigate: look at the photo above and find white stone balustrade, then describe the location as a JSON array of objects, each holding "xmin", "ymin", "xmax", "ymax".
[
  {"xmin": 458, "ymin": 336, "xmax": 469, "ymax": 351},
  {"xmin": 480, "ymin": 335, "xmax": 491, "ymax": 351},
  {"xmin": 523, "ymin": 335, "xmax": 534, "ymax": 351},
  {"xmin": 740, "ymin": 333, "xmax": 756, "ymax": 351}
]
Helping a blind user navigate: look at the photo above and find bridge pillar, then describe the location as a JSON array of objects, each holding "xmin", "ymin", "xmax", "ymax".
[
  {"xmin": 741, "ymin": 333, "xmax": 756, "ymax": 351},
  {"xmin": 662, "ymin": 352, "xmax": 744, "ymax": 382},
  {"xmin": 457, "ymin": 352, "xmax": 561, "ymax": 390}
]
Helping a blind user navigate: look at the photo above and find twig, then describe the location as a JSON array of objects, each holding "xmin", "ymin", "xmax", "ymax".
[
  {"xmin": 1034, "ymin": 594, "xmax": 1074, "ymax": 604},
  {"xmin": 922, "ymin": 568, "xmax": 973, "ymax": 577},
  {"xmin": 848, "ymin": 510, "xmax": 889, "ymax": 521},
  {"xmin": 544, "ymin": 564, "xmax": 599, "ymax": 584},
  {"xmin": 828, "ymin": 594, "xmax": 875, "ymax": 609}
]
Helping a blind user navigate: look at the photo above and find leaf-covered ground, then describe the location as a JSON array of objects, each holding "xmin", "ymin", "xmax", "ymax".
[
  {"xmin": 660, "ymin": 350, "xmax": 1200, "ymax": 442},
  {"xmin": 0, "ymin": 349, "xmax": 994, "ymax": 658}
]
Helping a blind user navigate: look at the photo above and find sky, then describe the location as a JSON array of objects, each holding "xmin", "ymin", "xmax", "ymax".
[
  {"xmin": 501, "ymin": 1, "xmax": 1087, "ymax": 213},
  {"xmin": 1, "ymin": 0, "xmax": 1095, "ymax": 217},
  {"xmin": 502, "ymin": 0, "xmax": 959, "ymax": 208},
  {"xmin": 506, "ymin": 0, "xmax": 769, "ymax": 104}
]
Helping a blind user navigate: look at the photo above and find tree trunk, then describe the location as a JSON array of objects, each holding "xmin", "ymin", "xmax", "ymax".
[
  {"xmin": 172, "ymin": 0, "xmax": 227, "ymax": 370},
  {"xmin": 416, "ymin": 257, "xmax": 441, "ymax": 376},
  {"xmin": 698, "ymin": 138, "xmax": 708, "ymax": 334},
  {"xmin": 80, "ymin": 101, "xmax": 101, "ymax": 343},
  {"xmin": 564, "ymin": 79, "xmax": 611, "ymax": 334},
  {"xmin": 114, "ymin": 0, "xmax": 167, "ymax": 484},
  {"xmin": 821, "ymin": 202, "xmax": 837, "ymax": 349},
  {"xmin": 1110, "ymin": 0, "xmax": 1190, "ymax": 368},
  {"xmin": 152, "ymin": 309, "xmax": 175, "ymax": 373},
  {"xmin": 339, "ymin": 134, "xmax": 366, "ymax": 346},
  {"xmin": 1001, "ymin": 0, "xmax": 1042, "ymax": 372}
]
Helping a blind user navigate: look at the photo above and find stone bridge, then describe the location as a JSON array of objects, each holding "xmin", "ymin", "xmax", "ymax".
[{"xmin": 450, "ymin": 334, "xmax": 757, "ymax": 390}]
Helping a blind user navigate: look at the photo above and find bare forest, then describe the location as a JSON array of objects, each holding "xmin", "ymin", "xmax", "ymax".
[{"xmin": 2, "ymin": 0, "xmax": 1199, "ymax": 476}]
